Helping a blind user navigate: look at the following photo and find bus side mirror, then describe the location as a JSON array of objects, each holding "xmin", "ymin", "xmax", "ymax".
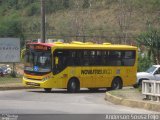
[{"xmin": 55, "ymin": 57, "xmax": 59, "ymax": 65}]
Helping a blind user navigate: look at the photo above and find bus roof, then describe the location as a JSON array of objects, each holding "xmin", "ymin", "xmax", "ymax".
[{"xmin": 29, "ymin": 42, "xmax": 137, "ymax": 50}]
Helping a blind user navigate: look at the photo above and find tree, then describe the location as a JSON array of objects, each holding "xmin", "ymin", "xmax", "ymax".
[
  {"xmin": 138, "ymin": 53, "xmax": 152, "ymax": 72},
  {"xmin": 83, "ymin": 0, "xmax": 90, "ymax": 8},
  {"xmin": 114, "ymin": 0, "xmax": 133, "ymax": 44},
  {"xmin": 137, "ymin": 28, "xmax": 160, "ymax": 64},
  {"xmin": 0, "ymin": 16, "xmax": 25, "ymax": 47},
  {"xmin": 0, "ymin": 19, "xmax": 21, "ymax": 37},
  {"xmin": 63, "ymin": 0, "xmax": 70, "ymax": 9}
]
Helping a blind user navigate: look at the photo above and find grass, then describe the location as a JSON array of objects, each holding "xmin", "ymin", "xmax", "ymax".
[
  {"xmin": 108, "ymin": 87, "xmax": 143, "ymax": 100},
  {"xmin": 0, "ymin": 76, "xmax": 35, "ymax": 90},
  {"xmin": 0, "ymin": 76, "xmax": 22, "ymax": 84}
]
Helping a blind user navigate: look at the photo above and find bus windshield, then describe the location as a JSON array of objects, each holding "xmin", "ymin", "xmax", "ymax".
[{"xmin": 24, "ymin": 51, "xmax": 51, "ymax": 74}]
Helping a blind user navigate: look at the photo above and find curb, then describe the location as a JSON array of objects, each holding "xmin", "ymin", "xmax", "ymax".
[{"xmin": 105, "ymin": 92, "xmax": 160, "ymax": 112}]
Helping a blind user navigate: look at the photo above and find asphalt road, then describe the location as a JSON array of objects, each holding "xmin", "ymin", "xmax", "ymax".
[
  {"xmin": 0, "ymin": 89, "xmax": 158, "ymax": 115},
  {"xmin": 0, "ymin": 89, "xmax": 158, "ymax": 114}
]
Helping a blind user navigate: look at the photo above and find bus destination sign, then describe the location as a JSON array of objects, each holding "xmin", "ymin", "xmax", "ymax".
[{"xmin": 27, "ymin": 44, "xmax": 51, "ymax": 51}]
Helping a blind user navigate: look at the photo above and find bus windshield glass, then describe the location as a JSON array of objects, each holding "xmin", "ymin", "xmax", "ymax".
[{"xmin": 24, "ymin": 51, "xmax": 51, "ymax": 73}]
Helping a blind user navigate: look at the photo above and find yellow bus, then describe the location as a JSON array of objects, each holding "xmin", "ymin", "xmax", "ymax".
[{"xmin": 23, "ymin": 41, "xmax": 138, "ymax": 92}]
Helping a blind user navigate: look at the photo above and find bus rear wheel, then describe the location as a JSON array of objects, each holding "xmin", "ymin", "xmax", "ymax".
[
  {"xmin": 67, "ymin": 78, "xmax": 80, "ymax": 93},
  {"xmin": 111, "ymin": 77, "xmax": 122, "ymax": 90},
  {"xmin": 44, "ymin": 88, "xmax": 52, "ymax": 93}
]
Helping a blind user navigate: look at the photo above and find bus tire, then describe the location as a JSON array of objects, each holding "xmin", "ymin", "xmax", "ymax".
[
  {"xmin": 44, "ymin": 88, "xmax": 52, "ymax": 93},
  {"xmin": 67, "ymin": 78, "xmax": 80, "ymax": 93},
  {"xmin": 111, "ymin": 77, "xmax": 123, "ymax": 90}
]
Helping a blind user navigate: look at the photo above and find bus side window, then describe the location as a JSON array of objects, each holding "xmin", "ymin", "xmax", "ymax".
[
  {"xmin": 83, "ymin": 51, "xmax": 89, "ymax": 66},
  {"xmin": 102, "ymin": 51, "xmax": 108, "ymax": 66},
  {"xmin": 96, "ymin": 51, "xmax": 102, "ymax": 66},
  {"xmin": 76, "ymin": 50, "xmax": 83, "ymax": 66},
  {"xmin": 68, "ymin": 50, "xmax": 76, "ymax": 66},
  {"xmin": 68, "ymin": 51, "xmax": 73, "ymax": 66},
  {"xmin": 122, "ymin": 51, "xmax": 135, "ymax": 66},
  {"xmin": 67, "ymin": 50, "xmax": 81, "ymax": 66},
  {"xmin": 90, "ymin": 50, "xmax": 96, "ymax": 65},
  {"xmin": 107, "ymin": 51, "xmax": 122, "ymax": 66}
]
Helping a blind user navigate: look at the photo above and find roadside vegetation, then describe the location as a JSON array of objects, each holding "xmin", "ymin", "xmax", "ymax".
[{"xmin": 0, "ymin": 77, "xmax": 21, "ymax": 84}]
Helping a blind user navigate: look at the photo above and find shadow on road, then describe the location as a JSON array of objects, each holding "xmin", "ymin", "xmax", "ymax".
[{"xmin": 28, "ymin": 89, "xmax": 107, "ymax": 94}]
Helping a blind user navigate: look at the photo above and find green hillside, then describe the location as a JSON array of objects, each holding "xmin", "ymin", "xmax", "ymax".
[{"xmin": 0, "ymin": 0, "xmax": 160, "ymax": 44}]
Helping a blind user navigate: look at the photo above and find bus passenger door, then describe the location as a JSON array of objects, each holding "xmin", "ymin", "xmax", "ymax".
[{"xmin": 52, "ymin": 50, "xmax": 69, "ymax": 88}]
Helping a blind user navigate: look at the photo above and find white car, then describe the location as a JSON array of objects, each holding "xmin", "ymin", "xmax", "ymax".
[{"xmin": 133, "ymin": 65, "xmax": 160, "ymax": 88}]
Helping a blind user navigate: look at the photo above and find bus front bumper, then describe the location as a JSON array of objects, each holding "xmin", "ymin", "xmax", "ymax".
[{"xmin": 23, "ymin": 78, "xmax": 43, "ymax": 87}]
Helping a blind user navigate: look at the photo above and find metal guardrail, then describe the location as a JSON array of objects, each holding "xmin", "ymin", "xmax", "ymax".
[{"xmin": 142, "ymin": 80, "xmax": 160, "ymax": 102}]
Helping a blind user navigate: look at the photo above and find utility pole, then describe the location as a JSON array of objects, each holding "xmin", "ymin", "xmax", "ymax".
[{"xmin": 41, "ymin": 0, "xmax": 46, "ymax": 43}]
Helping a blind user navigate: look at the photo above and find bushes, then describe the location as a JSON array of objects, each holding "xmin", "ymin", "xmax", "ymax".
[
  {"xmin": 137, "ymin": 27, "xmax": 160, "ymax": 65},
  {"xmin": 24, "ymin": 3, "xmax": 40, "ymax": 16},
  {"xmin": 138, "ymin": 53, "xmax": 153, "ymax": 72},
  {"xmin": 0, "ymin": 15, "xmax": 23, "ymax": 37}
]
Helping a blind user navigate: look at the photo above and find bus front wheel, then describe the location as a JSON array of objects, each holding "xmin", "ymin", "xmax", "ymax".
[
  {"xmin": 44, "ymin": 88, "xmax": 52, "ymax": 93},
  {"xmin": 67, "ymin": 78, "xmax": 80, "ymax": 93},
  {"xmin": 111, "ymin": 77, "xmax": 122, "ymax": 90}
]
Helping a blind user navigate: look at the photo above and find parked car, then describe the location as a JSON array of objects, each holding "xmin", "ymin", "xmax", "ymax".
[
  {"xmin": 0, "ymin": 65, "xmax": 12, "ymax": 76},
  {"xmin": 133, "ymin": 65, "xmax": 160, "ymax": 88},
  {"xmin": 0, "ymin": 65, "xmax": 12, "ymax": 74},
  {"xmin": 0, "ymin": 68, "xmax": 5, "ymax": 77}
]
